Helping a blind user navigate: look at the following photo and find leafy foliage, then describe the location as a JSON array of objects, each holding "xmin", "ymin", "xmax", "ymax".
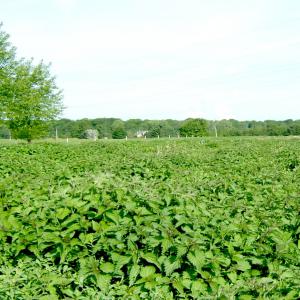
[
  {"xmin": 0, "ymin": 23, "xmax": 63, "ymax": 142},
  {"xmin": 112, "ymin": 120, "xmax": 127, "ymax": 139},
  {"xmin": 0, "ymin": 137, "xmax": 300, "ymax": 298},
  {"xmin": 179, "ymin": 118, "xmax": 208, "ymax": 137}
]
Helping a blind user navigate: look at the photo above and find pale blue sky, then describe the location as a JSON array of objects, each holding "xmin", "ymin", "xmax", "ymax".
[{"xmin": 1, "ymin": 0, "xmax": 300, "ymax": 120}]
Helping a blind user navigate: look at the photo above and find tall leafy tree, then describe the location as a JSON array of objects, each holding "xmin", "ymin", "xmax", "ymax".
[
  {"xmin": 0, "ymin": 24, "xmax": 63, "ymax": 142},
  {"xmin": 6, "ymin": 60, "xmax": 63, "ymax": 142},
  {"xmin": 147, "ymin": 124, "xmax": 162, "ymax": 138},
  {"xmin": 0, "ymin": 23, "xmax": 17, "ymax": 122},
  {"xmin": 112, "ymin": 120, "xmax": 127, "ymax": 139},
  {"xmin": 179, "ymin": 118, "xmax": 208, "ymax": 137}
]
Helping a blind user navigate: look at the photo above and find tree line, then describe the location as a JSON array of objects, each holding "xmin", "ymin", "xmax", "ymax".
[{"xmin": 1, "ymin": 117, "xmax": 298, "ymax": 140}]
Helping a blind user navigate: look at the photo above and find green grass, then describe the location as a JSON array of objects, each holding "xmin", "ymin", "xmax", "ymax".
[{"xmin": 0, "ymin": 137, "xmax": 299, "ymax": 299}]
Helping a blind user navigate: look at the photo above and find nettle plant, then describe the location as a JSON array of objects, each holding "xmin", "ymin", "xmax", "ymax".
[{"xmin": 0, "ymin": 138, "xmax": 299, "ymax": 299}]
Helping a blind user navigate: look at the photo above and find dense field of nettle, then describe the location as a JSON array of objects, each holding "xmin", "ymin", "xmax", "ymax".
[{"xmin": 0, "ymin": 138, "xmax": 300, "ymax": 299}]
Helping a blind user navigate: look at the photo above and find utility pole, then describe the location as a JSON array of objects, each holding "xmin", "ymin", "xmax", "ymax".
[{"xmin": 55, "ymin": 128, "xmax": 58, "ymax": 141}]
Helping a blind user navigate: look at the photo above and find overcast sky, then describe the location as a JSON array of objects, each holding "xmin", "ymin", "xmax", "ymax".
[{"xmin": 1, "ymin": 0, "xmax": 300, "ymax": 120}]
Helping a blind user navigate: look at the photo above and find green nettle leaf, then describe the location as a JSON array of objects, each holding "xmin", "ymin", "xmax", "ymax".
[
  {"xmin": 236, "ymin": 260, "xmax": 251, "ymax": 271},
  {"xmin": 63, "ymin": 223, "xmax": 81, "ymax": 234},
  {"xmin": 56, "ymin": 208, "xmax": 70, "ymax": 220},
  {"xmin": 161, "ymin": 238, "xmax": 173, "ymax": 253},
  {"xmin": 164, "ymin": 259, "xmax": 181, "ymax": 276},
  {"xmin": 105, "ymin": 211, "xmax": 119, "ymax": 224},
  {"xmin": 140, "ymin": 266, "xmax": 156, "ymax": 278},
  {"xmin": 250, "ymin": 257, "xmax": 263, "ymax": 265},
  {"xmin": 215, "ymin": 256, "xmax": 231, "ymax": 267},
  {"xmin": 227, "ymin": 272, "xmax": 237, "ymax": 283},
  {"xmin": 141, "ymin": 252, "xmax": 161, "ymax": 270},
  {"xmin": 95, "ymin": 274, "xmax": 112, "ymax": 291},
  {"xmin": 58, "ymin": 245, "xmax": 70, "ymax": 264},
  {"xmin": 175, "ymin": 245, "xmax": 188, "ymax": 258},
  {"xmin": 191, "ymin": 280, "xmax": 207, "ymax": 296},
  {"xmin": 181, "ymin": 278, "xmax": 192, "ymax": 289},
  {"xmin": 111, "ymin": 253, "xmax": 131, "ymax": 273},
  {"xmin": 172, "ymin": 279, "xmax": 185, "ymax": 294},
  {"xmin": 100, "ymin": 262, "xmax": 114, "ymax": 274},
  {"xmin": 144, "ymin": 280, "xmax": 158, "ymax": 290},
  {"xmin": 42, "ymin": 232, "xmax": 61, "ymax": 243},
  {"xmin": 187, "ymin": 251, "xmax": 205, "ymax": 272},
  {"xmin": 129, "ymin": 264, "xmax": 140, "ymax": 286},
  {"xmin": 92, "ymin": 220, "xmax": 101, "ymax": 232},
  {"xmin": 135, "ymin": 207, "xmax": 152, "ymax": 216},
  {"xmin": 79, "ymin": 232, "xmax": 95, "ymax": 244},
  {"xmin": 60, "ymin": 214, "xmax": 79, "ymax": 227}
]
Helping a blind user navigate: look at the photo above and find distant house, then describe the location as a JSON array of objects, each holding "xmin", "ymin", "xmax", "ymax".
[
  {"xmin": 83, "ymin": 129, "xmax": 98, "ymax": 140},
  {"xmin": 136, "ymin": 130, "xmax": 148, "ymax": 138}
]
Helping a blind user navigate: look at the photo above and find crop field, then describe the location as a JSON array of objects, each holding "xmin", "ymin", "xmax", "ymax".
[{"xmin": 0, "ymin": 137, "xmax": 300, "ymax": 299}]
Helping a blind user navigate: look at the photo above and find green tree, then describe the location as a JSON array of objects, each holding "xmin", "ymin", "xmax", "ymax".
[
  {"xmin": 160, "ymin": 119, "xmax": 181, "ymax": 137},
  {"xmin": 265, "ymin": 120, "xmax": 286, "ymax": 136},
  {"xmin": 179, "ymin": 118, "xmax": 208, "ymax": 137},
  {"xmin": 0, "ymin": 23, "xmax": 17, "ymax": 122},
  {"xmin": 5, "ymin": 61, "xmax": 63, "ymax": 142},
  {"xmin": 73, "ymin": 119, "xmax": 92, "ymax": 138},
  {"xmin": 112, "ymin": 120, "xmax": 127, "ymax": 139},
  {"xmin": 0, "ymin": 24, "xmax": 63, "ymax": 142}
]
